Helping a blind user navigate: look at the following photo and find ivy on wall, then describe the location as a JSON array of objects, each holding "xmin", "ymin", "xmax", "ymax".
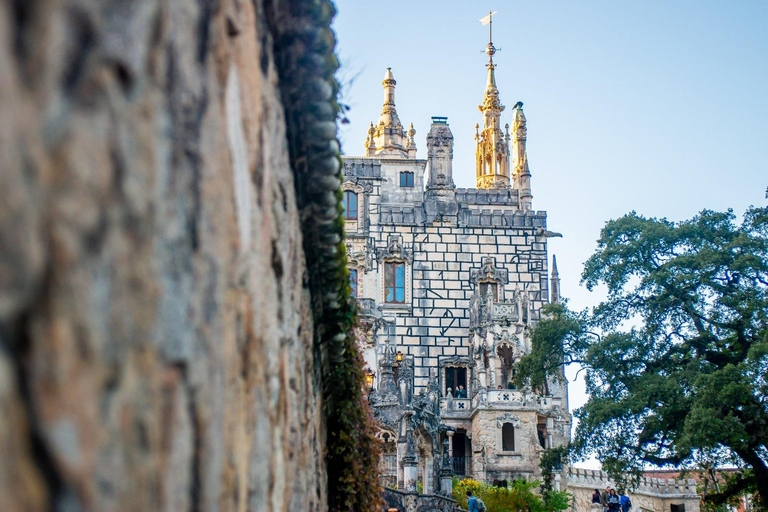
[{"xmin": 266, "ymin": 0, "xmax": 383, "ymax": 510}]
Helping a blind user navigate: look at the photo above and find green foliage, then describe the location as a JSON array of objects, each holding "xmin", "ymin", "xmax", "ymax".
[
  {"xmin": 516, "ymin": 206, "xmax": 768, "ymax": 509},
  {"xmin": 452, "ymin": 477, "xmax": 570, "ymax": 512},
  {"xmin": 539, "ymin": 446, "xmax": 572, "ymax": 510}
]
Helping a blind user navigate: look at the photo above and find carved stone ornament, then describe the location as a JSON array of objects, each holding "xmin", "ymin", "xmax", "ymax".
[
  {"xmin": 496, "ymin": 413, "xmax": 522, "ymax": 429},
  {"xmin": 345, "ymin": 240, "xmax": 372, "ymax": 271},
  {"xmin": 374, "ymin": 428, "xmax": 398, "ymax": 445},
  {"xmin": 470, "ymin": 256, "xmax": 509, "ymax": 286},
  {"xmin": 377, "ymin": 234, "xmax": 412, "ymax": 263},
  {"xmin": 438, "ymin": 355, "xmax": 472, "ymax": 368}
]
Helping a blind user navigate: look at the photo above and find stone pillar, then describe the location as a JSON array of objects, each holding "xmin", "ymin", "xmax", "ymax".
[
  {"xmin": 403, "ymin": 455, "xmax": 418, "ymax": 493},
  {"xmin": 423, "ymin": 454, "xmax": 432, "ymax": 494},
  {"xmin": 488, "ymin": 354, "xmax": 498, "ymax": 388},
  {"xmin": 441, "ymin": 471, "xmax": 453, "ymax": 498},
  {"xmin": 440, "ymin": 437, "xmax": 453, "ymax": 497}
]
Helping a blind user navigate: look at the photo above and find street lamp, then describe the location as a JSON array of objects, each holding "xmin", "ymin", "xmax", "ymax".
[
  {"xmin": 365, "ymin": 369, "xmax": 375, "ymax": 390},
  {"xmin": 396, "ymin": 351, "xmax": 403, "ymax": 363}
]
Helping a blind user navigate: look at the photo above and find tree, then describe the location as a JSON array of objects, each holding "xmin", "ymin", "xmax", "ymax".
[{"xmin": 516, "ymin": 206, "xmax": 768, "ymax": 508}]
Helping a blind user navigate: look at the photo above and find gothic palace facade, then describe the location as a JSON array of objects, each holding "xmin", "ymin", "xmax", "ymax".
[{"xmin": 342, "ymin": 32, "xmax": 571, "ymax": 496}]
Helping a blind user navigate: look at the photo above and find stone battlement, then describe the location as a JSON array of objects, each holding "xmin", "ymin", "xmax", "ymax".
[
  {"xmin": 344, "ymin": 157, "xmax": 383, "ymax": 178},
  {"xmin": 456, "ymin": 188, "xmax": 519, "ymax": 205},
  {"xmin": 457, "ymin": 207, "xmax": 547, "ymax": 228},
  {"xmin": 568, "ymin": 468, "xmax": 699, "ymax": 497},
  {"xmin": 380, "ymin": 205, "xmax": 425, "ymax": 224}
]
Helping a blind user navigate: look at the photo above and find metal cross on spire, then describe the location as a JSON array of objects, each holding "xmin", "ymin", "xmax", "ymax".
[{"xmin": 479, "ymin": 11, "xmax": 500, "ymax": 61}]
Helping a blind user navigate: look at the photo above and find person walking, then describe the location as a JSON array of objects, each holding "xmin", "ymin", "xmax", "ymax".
[{"xmin": 467, "ymin": 490, "xmax": 479, "ymax": 512}]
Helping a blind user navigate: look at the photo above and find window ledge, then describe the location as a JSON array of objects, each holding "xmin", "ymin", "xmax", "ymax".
[{"xmin": 379, "ymin": 303, "xmax": 413, "ymax": 313}]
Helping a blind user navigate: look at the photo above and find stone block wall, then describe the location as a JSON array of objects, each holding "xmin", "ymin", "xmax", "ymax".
[
  {"xmin": 0, "ymin": 0, "xmax": 334, "ymax": 510},
  {"xmin": 471, "ymin": 410, "xmax": 544, "ymax": 482},
  {"xmin": 568, "ymin": 468, "xmax": 700, "ymax": 512},
  {"xmin": 369, "ymin": 220, "xmax": 550, "ymax": 392}
]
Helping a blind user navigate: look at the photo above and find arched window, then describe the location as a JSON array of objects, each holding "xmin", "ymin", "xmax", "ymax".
[
  {"xmin": 343, "ymin": 191, "xmax": 358, "ymax": 220},
  {"xmin": 384, "ymin": 262, "xmax": 405, "ymax": 303},
  {"xmin": 400, "ymin": 171, "xmax": 414, "ymax": 187},
  {"xmin": 502, "ymin": 423, "xmax": 515, "ymax": 451},
  {"xmin": 349, "ymin": 268, "xmax": 358, "ymax": 297}
]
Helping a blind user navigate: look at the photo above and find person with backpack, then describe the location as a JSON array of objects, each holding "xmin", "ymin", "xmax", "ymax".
[
  {"xmin": 620, "ymin": 492, "xmax": 632, "ymax": 512},
  {"xmin": 466, "ymin": 490, "xmax": 487, "ymax": 512}
]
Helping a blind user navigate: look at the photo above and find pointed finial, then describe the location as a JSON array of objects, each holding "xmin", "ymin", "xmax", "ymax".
[
  {"xmin": 479, "ymin": 11, "xmax": 499, "ymax": 63},
  {"xmin": 550, "ymin": 255, "xmax": 561, "ymax": 304}
]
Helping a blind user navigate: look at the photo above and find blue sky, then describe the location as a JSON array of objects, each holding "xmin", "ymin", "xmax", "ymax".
[{"xmin": 331, "ymin": 0, "xmax": 768, "ymax": 466}]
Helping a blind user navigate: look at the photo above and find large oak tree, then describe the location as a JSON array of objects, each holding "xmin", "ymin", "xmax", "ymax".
[{"xmin": 517, "ymin": 206, "xmax": 768, "ymax": 508}]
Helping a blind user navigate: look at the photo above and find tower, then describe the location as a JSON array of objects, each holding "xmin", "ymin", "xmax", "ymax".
[
  {"xmin": 366, "ymin": 68, "xmax": 417, "ymax": 158},
  {"xmin": 512, "ymin": 102, "xmax": 533, "ymax": 211},
  {"xmin": 475, "ymin": 14, "xmax": 511, "ymax": 190}
]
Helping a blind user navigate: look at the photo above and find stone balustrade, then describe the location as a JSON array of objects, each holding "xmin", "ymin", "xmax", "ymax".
[{"xmin": 440, "ymin": 391, "xmax": 563, "ymax": 414}]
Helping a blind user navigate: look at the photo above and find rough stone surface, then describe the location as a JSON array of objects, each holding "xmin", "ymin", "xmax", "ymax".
[{"xmin": 0, "ymin": 1, "xmax": 327, "ymax": 510}]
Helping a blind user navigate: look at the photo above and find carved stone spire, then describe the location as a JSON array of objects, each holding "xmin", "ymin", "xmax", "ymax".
[
  {"xmin": 475, "ymin": 14, "xmax": 510, "ymax": 190},
  {"xmin": 367, "ymin": 68, "xmax": 415, "ymax": 158},
  {"xmin": 512, "ymin": 102, "xmax": 532, "ymax": 211},
  {"xmin": 550, "ymin": 255, "xmax": 561, "ymax": 304}
]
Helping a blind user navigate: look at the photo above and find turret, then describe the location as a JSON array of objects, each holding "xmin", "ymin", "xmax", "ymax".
[
  {"xmin": 425, "ymin": 117, "xmax": 458, "ymax": 222},
  {"xmin": 426, "ymin": 117, "xmax": 455, "ymax": 189},
  {"xmin": 366, "ymin": 68, "xmax": 416, "ymax": 159},
  {"xmin": 512, "ymin": 102, "xmax": 532, "ymax": 211}
]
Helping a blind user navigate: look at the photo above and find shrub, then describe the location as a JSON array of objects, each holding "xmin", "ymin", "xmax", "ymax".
[{"xmin": 453, "ymin": 477, "xmax": 571, "ymax": 512}]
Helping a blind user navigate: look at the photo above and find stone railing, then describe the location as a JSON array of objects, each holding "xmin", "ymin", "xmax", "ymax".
[
  {"xmin": 382, "ymin": 487, "xmax": 462, "ymax": 512},
  {"xmin": 439, "ymin": 397, "xmax": 471, "ymax": 414},
  {"xmin": 440, "ymin": 391, "xmax": 564, "ymax": 414},
  {"xmin": 468, "ymin": 390, "xmax": 563, "ymax": 411}
]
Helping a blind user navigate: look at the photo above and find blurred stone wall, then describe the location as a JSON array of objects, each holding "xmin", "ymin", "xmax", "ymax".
[{"xmin": 0, "ymin": 0, "xmax": 328, "ymax": 510}]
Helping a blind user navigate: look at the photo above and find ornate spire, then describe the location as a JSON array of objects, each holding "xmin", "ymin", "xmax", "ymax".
[
  {"xmin": 366, "ymin": 68, "xmax": 415, "ymax": 158},
  {"xmin": 550, "ymin": 255, "xmax": 561, "ymax": 304},
  {"xmin": 512, "ymin": 101, "xmax": 532, "ymax": 210},
  {"xmin": 475, "ymin": 11, "xmax": 510, "ymax": 190},
  {"xmin": 379, "ymin": 67, "xmax": 401, "ymax": 129}
]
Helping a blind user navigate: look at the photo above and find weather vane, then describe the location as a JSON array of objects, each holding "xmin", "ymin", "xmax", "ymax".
[{"xmin": 479, "ymin": 11, "xmax": 500, "ymax": 59}]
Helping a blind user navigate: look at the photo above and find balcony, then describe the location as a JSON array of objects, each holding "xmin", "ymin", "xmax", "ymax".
[{"xmin": 452, "ymin": 456, "xmax": 471, "ymax": 476}]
